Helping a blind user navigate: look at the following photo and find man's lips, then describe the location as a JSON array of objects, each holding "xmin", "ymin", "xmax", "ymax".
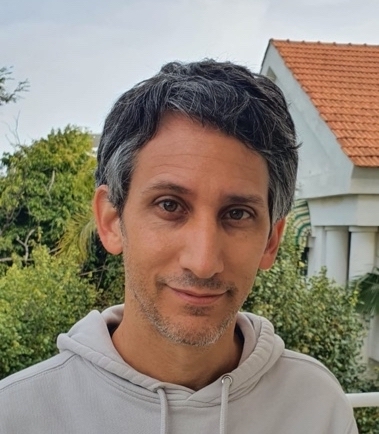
[{"xmin": 168, "ymin": 287, "xmax": 226, "ymax": 305}]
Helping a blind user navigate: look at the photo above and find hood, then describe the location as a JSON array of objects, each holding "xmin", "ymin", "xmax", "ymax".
[{"xmin": 57, "ymin": 305, "xmax": 285, "ymax": 403}]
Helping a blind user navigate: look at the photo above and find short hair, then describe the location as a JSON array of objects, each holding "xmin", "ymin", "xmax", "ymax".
[{"xmin": 95, "ymin": 59, "xmax": 299, "ymax": 223}]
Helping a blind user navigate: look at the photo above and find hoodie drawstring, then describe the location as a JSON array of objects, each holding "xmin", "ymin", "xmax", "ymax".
[
  {"xmin": 156, "ymin": 376, "xmax": 232, "ymax": 434},
  {"xmin": 156, "ymin": 387, "xmax": 168, "ymax": 434},
  {"xmin": 220, "ymin": 375, "xmax": 232, "ymax": 434}
]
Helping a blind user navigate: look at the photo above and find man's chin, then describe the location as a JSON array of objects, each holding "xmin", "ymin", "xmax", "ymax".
[{"xmin": 152, "ymin": 316, "xmax": 234, "ymax": 348}]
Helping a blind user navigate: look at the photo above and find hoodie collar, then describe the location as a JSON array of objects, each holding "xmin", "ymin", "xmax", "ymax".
[{"xmin": 57, "ymin": 305, "xmax": 285, "ymax": 402}]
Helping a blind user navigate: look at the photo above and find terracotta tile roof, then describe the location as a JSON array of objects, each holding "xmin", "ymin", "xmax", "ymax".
[{"xmin": 270, "ymin": 39, "xmax": 379, "ymax": 167}]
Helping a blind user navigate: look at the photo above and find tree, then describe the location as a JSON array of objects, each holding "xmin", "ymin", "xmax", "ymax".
[
  {"xmin": 0, "ymin": 67, "xmax": 29, "ymax": 107},
  {"xmin": 0, "ymin": 126, "xmax": 96, "ymax": 265},
  {"xmin": 0, "ymin": 124, "xmax": 123, "ymax": 305}
]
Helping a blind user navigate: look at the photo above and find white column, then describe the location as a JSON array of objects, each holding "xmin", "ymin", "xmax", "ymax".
[
  {"xmin": 348, "ymin": 226, "xmax": 377, "ymax": 280},
  {"xmin": 306, "ymin": 236, "xmax": 316, "ymax": 276},
  {"xmin": 307, "ymin": 226, "xmax": 326, "ymax": 277},
  {"xmin": 349, "ymin": 226, "xmax": 378, "ymax": 362},
  {"xmin": 324, "ymin": 226, "xmax": 349, "ymax": 286}
]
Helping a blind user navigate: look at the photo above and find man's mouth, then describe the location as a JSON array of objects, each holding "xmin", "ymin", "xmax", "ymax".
[{"xmin": 168, "ymin": 287, "xmax": 226, "ymax": 305}]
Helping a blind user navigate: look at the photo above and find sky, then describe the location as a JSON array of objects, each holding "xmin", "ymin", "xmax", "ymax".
[{"xmin": 1, "ymin": 0, "xmax": 379, "ymax": 155}]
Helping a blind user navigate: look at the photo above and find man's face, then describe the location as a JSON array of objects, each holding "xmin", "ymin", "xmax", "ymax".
[{"xmin": 96, "ymin": 113, "xmax": 284, "ymax": 347}]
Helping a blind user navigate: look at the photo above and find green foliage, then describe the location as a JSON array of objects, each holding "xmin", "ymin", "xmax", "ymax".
[
  {"xmin": 243, "ymin": 220, "xmax": 379, "ymax": 433},
  {"xmin": 0, "ymin": 245, "xmax": 96, "ymax": 379},
  {"xmin": 351, "ymin": 268, "xmax": 379, "ymax": 317},
  {"xmin": 0, "ymin": 126, "xmax": 122, "ymax": 378},
  {"xmin": 348, "ymin": 269, "xmax": 379, "ymax": 432},
  {"xmin": 243, "ymin": 221, "xmax": 363, "ymax": 386},
  {"xmin": 82, "ymin": 237, "xmax": 125, "ymax": 309},
  {"xmin": 0, "ymin": 124, "xmax": 124, "ymax": 311},
  {"xmin": 0, "ymin": 126, "xmax": 95, "ymax": 262},
  {"xmin": 0, "ymin": 66, "xmax": 29, "ymax": 106},
  {"xmin": 57, "ymin": 208, "xmax": 125, "ymax": 309},
  {"xmin": 58, "ymin": 206, "xmax": 96, "ymax": 263}
]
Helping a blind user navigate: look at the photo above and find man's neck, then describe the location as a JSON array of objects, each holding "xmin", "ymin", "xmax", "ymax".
[{"xmin": 111, "ymin": 309, "xmax": 243, "ymax": 391}]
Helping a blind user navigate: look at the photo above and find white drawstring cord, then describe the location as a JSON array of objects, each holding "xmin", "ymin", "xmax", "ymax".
[
  {"xmin": 156, "ymin": 387, "xmax": 168, "ymax": 434},
  {"xmin": 220, "ymin": 375, "xmax": 233, "ymax": 434}
]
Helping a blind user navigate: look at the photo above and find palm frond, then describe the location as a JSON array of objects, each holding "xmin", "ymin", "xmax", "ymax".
[
  {"xmin": 353, "ymin": 268, "xmax": 379, "ymax": 316},
  {"xmin": 57, "ymin": 207, "xmax": 96, "ymax": 263}
]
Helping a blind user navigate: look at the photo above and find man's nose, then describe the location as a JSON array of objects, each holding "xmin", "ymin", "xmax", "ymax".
[{"xmin": 178, "ymin": 215, "xmax": 224, "ymax": 279}]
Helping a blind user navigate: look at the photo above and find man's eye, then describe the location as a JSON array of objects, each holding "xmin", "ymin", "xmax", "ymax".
[
  {"xmin": 226, "ymin": 209, "xmax": 252, "ymax": 220},
  {"xmin": 158, "ymin": 200, "xmax": 180, "ymax": 212}
]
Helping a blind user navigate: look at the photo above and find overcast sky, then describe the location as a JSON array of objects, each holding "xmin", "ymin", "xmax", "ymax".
[{"xmin": 1, "ymin": 0, "xmax": 378, "ymax": 154}]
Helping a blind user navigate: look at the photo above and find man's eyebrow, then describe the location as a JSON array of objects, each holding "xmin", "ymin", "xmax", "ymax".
[
  {"xmin": 141, "ymin": 181, "xmax": 192, "ymax": 196},
  {"xmin": 224, "ymin": 194, "xmax": 266, "ymax": 208}
]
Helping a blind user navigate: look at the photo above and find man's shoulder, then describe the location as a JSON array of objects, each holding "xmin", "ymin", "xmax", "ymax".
[
  {"xmin": 0, "ymin": 351, "xmax": 75, "ymax": 396},
  {"xmin": 276, "ymin": 348, "xmax": 349, "ymax": 401},
  {"xmin": 0, "ymin": 351, "xmax": 99, "ymax": 433},
  {"xmin": 280, "ymin": 348, "xmax": 339, "ymax": 381},
  {"xmin": 257, "ymin": 349, "xmax": 357, "ymax": 432}
]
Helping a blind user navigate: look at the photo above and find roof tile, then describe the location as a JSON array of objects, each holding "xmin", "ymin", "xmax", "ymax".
[{"xmin": 271, "ymin": 39, "xmax": 379, "ymax": 167}]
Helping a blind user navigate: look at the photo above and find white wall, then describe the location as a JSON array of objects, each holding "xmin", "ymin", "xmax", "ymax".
[{"xmin": 308, "ymin": 195, "xmax": 379, "ymax": 227}]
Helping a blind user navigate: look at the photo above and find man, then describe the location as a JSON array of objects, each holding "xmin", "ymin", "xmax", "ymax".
[{"xmin": 0, "ymin": 60, "xmax": 357, "ymax": 433}]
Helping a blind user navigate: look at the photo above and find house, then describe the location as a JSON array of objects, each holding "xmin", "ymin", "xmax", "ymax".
[{"xmin": 260, "ymin": 39, "xmax": 379, "ymax": 361}]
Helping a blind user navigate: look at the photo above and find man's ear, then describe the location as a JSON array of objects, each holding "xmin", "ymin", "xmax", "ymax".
[
  {"xmin": 259, "ymin": 218, "xmax": 286, "ymax": 270},
  {"xmin": 93, "ymin": 185, "xmax": 123, "ymax": 255}
]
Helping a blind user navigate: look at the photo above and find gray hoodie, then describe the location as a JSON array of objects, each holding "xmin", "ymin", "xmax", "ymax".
[{"xmin": 0, "ymin": 305, "xmax": 358, "ymax": 433}]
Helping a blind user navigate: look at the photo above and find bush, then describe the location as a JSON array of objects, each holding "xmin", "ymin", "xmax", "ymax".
[{"xmin": 0, "ymin": 246, "xmax": 96, "ymax": 379}]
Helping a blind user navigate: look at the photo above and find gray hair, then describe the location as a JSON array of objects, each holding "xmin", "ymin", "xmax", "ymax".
[{"xmin": 95, "ymin": 60, "xmax": 299, "ymax": 223}]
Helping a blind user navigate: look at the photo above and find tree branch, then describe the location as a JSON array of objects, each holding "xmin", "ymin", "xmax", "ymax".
[{"xmin": 16, "ymin": 228, "xmax": 35, "ymax": 263}]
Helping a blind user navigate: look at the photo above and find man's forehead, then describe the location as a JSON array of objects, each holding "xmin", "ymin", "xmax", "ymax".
[
  {"xmin": 124, "ymin": 131, "xmax": 268, "ymax": 217},
  {"xmin": 134, "ymin": 113, "xmax": 263, "ymax": 166}
]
